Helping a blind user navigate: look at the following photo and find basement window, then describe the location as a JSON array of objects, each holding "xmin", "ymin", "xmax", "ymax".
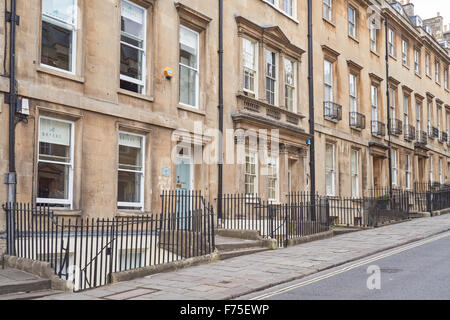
[{"xmin": 41, "ymin": 0, "xmax": 77, "ymax": 73}]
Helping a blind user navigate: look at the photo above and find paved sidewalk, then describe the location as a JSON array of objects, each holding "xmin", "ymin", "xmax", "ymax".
[{"xmin": 41, "ymin": 215, "xmax": 450, "ymax": 300}]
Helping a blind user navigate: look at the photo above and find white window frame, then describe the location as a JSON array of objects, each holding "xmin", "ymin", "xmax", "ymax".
[
  {"xmin": 388, "ymin": 28, "xmax": 395, "ymax": 56},
  {"xmin": 406, "ymin": 154, "xmax": 411, "ymax": 190},
  {"xmin": 117, "ymin": 131, "xmax": 145, "ymax": 210},
  {"xmin": 430, "ymin": 155, "xmax": 434, "ymax": 183},
  {"xmin": 402, "ymin": 39, "xmax": 408, "ymax": 65},
  {"xmin": 264, "ymin": 0, "xmax": 298, "ymax": 19},
  {"xmin": 37, "ymin": 116, "xmax": 75, "ymax": 208},
  {"xmin": 348, "ymin": 6, "xmax": 357, "ymax": 39},
  {"xmin": 435, "ymin": 60, "xmax": 440, "ymax": 83},
  {"xmin": 245, "ymin": 150, "xmax": 259, "ymax": 195},
  {"xmin": 390, "ymin": 87, "xmax": 396, "ymax": 129},
  {"xmin": 414, "ymin": 49, "xmax": 420, "ymax": 74},
  {"xmin": 349, "ymin": 73, "xmax": 358, "ymax": 125},
  {"xmin": 324, "ymin": 59, "xmax": 333, "ymax": 103},
  {"xmin": 267, "ymin": 156, "xmax": 279, "ymax": 202},
  {"xmin": 242, "ymin": 37, "xmax": 258, "ymax": 97},
  {"xmin": 416, "ymin": 102, "xmax": 421, "ymax": 132},
  {"xmin": 325, "ymin": 143, "xmax": 335, "ymax": 196},
  {"xmin": 281, "ymin": 0, "xmax": 296, "ymax": 18},
  {"xmin": 437, "ymin": 106, "xmax": 442, "ymax": 138},
  {"xmin": 370, "ymin": 23, "xmax": 377, "ymax": 52},
  {"xmin": 323, "ymin": 0, "xmax": 332, "ymax": 21},
  {"xmin": 265, "ymin": 49, "xmax": 278, "ymax": 106},
  {"xmin": 427, "ymin": 101, "xmax": 432, "ymax": 136},
  {"xmin": 120, "ymin": 0, "xmax": 147, "ymax": 94},
  {"xmin": 284, "ymin": 57, "xmax": 296, "ymax": 113},
  {"xmin": 444, "ymin": 67, "xmax": 448, "ymax": 90},
  {"xmin": 403, "ymin": 94, "xmax": 409, "ymax": 129},
  {"xmin": 179, "ymin": 25, "xmax": 200, "ymax": 109},
  {"xmin": 439, "ymin": 158, "xmax": 443, "ymax": 184},
  {"xmin": 41, "ymin": 0, "xmax": 78, "ymax": 74},
  {"xmin": 371, "ymin": 85, "xmax": 378, "ymax": 132},
  {"xmin": 351, "ymin": 149, "xmax": 359, "ymax": 198},
  {"xmin": 392, "ymin": 149, "xmax": 398, "ymax": 187},
  {"xmin": 425, "ymin": 53, "xmax": 430, "ymax": 76}
]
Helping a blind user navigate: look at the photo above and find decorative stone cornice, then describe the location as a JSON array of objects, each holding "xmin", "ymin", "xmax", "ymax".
[
  {"xmin": 369, "ymin": 72, "xmax": 384, "ymax": 84},
  {"xmin": 426, "ymin": 92, "xmax": 435, "ymax": 100},
  {"xmin": 347, "ymin": 59, "xmax": 363, "ymax": 72},
  {"xmin": 414, "ymin": 92, "xmax": 425, "ymax": 101},
  {"xmin": 388, "ymin": 76, "xmax": 400, "ymax": 88},
  {"xmin": 175, "ymin": 2, "xmax": 212, "ymax": 32},
  {"xmin": 321, "ymin": 45, "xmax": 340, "ymax": 62},
  {"xmin": 235, "ymin": 16, "xmax": 305, "ymax": 60},
  {"xmin": 401, "ymin": 85, "xmax": 413, "ymax": 94}
]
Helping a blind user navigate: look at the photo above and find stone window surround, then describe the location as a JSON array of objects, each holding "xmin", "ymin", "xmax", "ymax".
[
  {"xmin": 117, "ymin": 0, "xmax": 157, "ymax": 101},
  {"xmin": 388, "ymin": 26, "xmax": 397, "ymax": 58},
  {"xmin": 369, "ymin": 73, "xmax": 384, "ymax": 125},
  {"xmin": 347, "ymin": 59, "xmax": 363, "ymax": 119},
  {"xmin": 33, "ymin": 106, "xmax": 83, "ymax": 215},
  {"xmin": 322, "ymin": 45, "xmax": 340, "ymax": 107},
  {"xmin": 236, "ymin": 16, "xmax": 305, "ymax": 112},
  {"xmin": 347, "ymin": 2, "xmax": 359, "ymax": 42},
  {"xmin": 115, "ymin": 121, "xmax": 153, "ymax": 216},
  {"xmin": 401, "ymin": 37, "xmax": 410, "ymax": 67},
  {"xmin": 413, "ymin": 46, "xmax": 422, "ymax": 76},
  {"xmin": 388, "ymin": 76, "xmax": 400, "ymax": 120},
  {"xmin": 35, "ymin": 0, "xmax": 85, "ymax": 83},
  {"xmin": 175, "ymin": 2, "xmax": 212, "ymax": 114}
]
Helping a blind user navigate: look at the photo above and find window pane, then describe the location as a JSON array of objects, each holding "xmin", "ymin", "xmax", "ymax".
[
  {"xmin": 118, "ymin": 171, "xmax": 142, "ymax": 203},
  {"xmin": 179, "ymin": 65, "xmax": 197, "ymax": 106},
  {"xmin": 41, "ymin": 20, "xmax": 73, "ymax": 71},
  {"xmin": 120, "ymin": 43, "xmax": 144, "ymax": 81},
  {"xmin": 38, "ymin": 162, "xmax": 70, "ymax": 200},
  {"xmin": 119, "ymin": 133, "xmax": 143, "ymax": 170},
  {"xmin": 42, "ymin": 0, "xmax": 76, "ymax": 25},
  {"xmin": 121, "ymin": 1, "xmax": 145, "ymax": 42},
  {"xmin": 180, "ymin": 27, "xmax": 198, "ymax": 69}
]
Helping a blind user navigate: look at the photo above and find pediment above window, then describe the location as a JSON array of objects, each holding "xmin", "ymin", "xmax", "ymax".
[
  {"xmin": 175, "ymin": 2, "xmax": 212, "ymax": 32},
  {"xmin": 235, "ymin": 16, "xmax": 305, "ymax": 59}
]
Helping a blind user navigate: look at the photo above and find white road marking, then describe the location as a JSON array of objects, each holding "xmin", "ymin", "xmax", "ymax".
[{"xmin": 250, "ymin": 231, "xmax": 450, "ymax": 300}]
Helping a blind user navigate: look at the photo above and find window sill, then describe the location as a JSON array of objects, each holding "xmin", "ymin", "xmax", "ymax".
[
  {"xmin": 52, "ymin": 209, "xmax": 82, "ymax": 217},
  {"xmin": 415, "ymin": 72, "xmax": 422, "ymax": 79},
  {"xmin": 389, "ymin": 54, "xmax": 397, "ymax": 61},
  {"xmin": 324, "ymin": 117, "xmax": 339, "ymax": 124},
  {"xmin": 323, "ymin": 17, "xmax": 336, "ymax": 28},
  {"xmin": 402, "ymin": 63, "xmax": 410, "ymax": 70},
  {"xmin": 36, "ymin": 65, "xmax": 85, "ymax": 83},
  {"xmin": 117, "ymin": 88, "xmax": 154, "ymax": 103},
  {"xmin": 426, "ymin": 74, "xmax": 432, "ymax": 80},
  {"xmin": 435, "ymin": 81, "xmax": 441, "ymax": 87},
  {"xmin": 348, "ymin": 35, "xmax": 359, "ymax": 44},
  {"xmin": 117, "ymin": 210, "xmax": 151, "ymax": 217},
  {"xmin": 262, "ymin": 0, "xmax": 299, "ymax": 24},
  {"xmin": 177, "ymin": 104, "xmax": 206, "ymax": 116},
  {"xmin": 370, "ymin": 50, "xmax": 380, "ymax": 57},
  {"xmin": 445, "ymin": 88, "xmax": 449, "ymax": 93}
]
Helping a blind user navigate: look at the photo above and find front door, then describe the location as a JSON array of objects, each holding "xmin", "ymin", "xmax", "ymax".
[{"xmin": 176, "ymin": 158, "xmax": 192, "ymax": 229}]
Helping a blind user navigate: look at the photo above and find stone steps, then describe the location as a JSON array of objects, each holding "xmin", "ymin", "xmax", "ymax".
[
  {"xmin": 215, "ymin": 234, "xmax": 269, "ymax": 261},
  {"xmin": 0, "ymin": 268, "xmax": 52, "ymax": 297},
  {"xmin": 217, "ymin": 247, "xmax": 269, "ymax": 261},
  {"xmin": 0, "ymin": 289, "xmax": 61, "ymax": 300}
]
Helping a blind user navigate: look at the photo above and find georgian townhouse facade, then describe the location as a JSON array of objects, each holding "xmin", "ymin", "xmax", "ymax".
[
  {"xmin": 315, "ymin": 0, "xmax": 450, "ymax": 197},
  {"xmin": 0, "ymin": 0, "xmax": 448, "ymax": 247},
  {"xmin": 0, "ymin": 0, "xmax": 223, "ymax": 219}
]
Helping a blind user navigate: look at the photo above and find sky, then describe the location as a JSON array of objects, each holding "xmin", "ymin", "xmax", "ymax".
[{"xmin": 410, "ymin": 0, "xmax": 450, "ymax": 27}]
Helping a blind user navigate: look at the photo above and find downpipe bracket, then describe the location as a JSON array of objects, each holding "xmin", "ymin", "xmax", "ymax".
[{"xmin": 3, "ymin": 172, "xmax": 16, "ymax": 185}]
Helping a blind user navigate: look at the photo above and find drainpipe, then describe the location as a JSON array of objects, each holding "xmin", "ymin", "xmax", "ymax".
[
  {"xmin": 307, "ymin": 0, "xmax": 316, "ymax": 214},
  {"xmin": 384, "ymin": 14, "xmax": 393, "ymax": 202},
  {"xmin": 4, "ymin": 0, "xmax": 19, "ymax": 254},
  {"xmin": 217, "ymin": 0, "xmax": 223, "ymax": 219}
]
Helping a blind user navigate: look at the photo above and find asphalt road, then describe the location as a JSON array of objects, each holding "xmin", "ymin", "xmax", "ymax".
[{"xmin": 240, "ymin": 232, "xmax": 450, "ymax": 300}]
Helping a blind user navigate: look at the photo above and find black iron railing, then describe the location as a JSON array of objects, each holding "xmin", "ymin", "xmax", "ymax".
[
  {"xmin": 439, "ymin": 132, "xmax": 447, "ymax": 144},
  {"xmin": 416, "ymin": 130, "xmax": 428, "ymax": 146},
  {"xmin": 429, "ymin": 126, "xmax": 439, "ymax": 139},
  {"xmin": 404, "ymin": 124, "xmax": 416, "ymax": 141},
  {"xmin": 2, "ymin": 199, "xmax": 215, "ymax": 292},
  {"xmin": 324, "ymin": 101, "xmax": 342, "ymax": 121},
  {"xmin": 217, "ymin": 193, "xmax": 330, "ymax": 247},
  {"xmin": 389, "ymin": 118, "xmax": 403, "ymax": 136},
  {"xmin": 349, "ymin": 112, "xmax": 366, "ymax": 129},
  {"xmin": 371, "ymin": 121, "xmax": 386, "ymax": 137}
]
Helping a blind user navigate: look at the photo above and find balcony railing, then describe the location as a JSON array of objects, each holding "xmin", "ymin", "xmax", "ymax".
[
  {"xmin": 416, "ymin": 130, "xmax": 428, "ymax": 146},
  {"xmin": 440, "ymin": 132, "xmax": 448, "ymax": 144},
  {"xmin": 371, "ymin": 121, "xmax": 386, "ymax": 137},
  {"xmin": 349, "ymin": 112, "xmax": 366, "ymax": 130},
  {"xmin": 324, "ymin": 101, "xmax": 342, "ymax": 121},
  {"xmin": 404, "ymin": 124, "xmax": 416, "ymax": 141},
  {"xmin": 389, "ymin": 118, "xmax": 403, "ymax": 136},
  {"xmin": 428, "ymin": 126, "xmax": 439, "ymax": 139}
]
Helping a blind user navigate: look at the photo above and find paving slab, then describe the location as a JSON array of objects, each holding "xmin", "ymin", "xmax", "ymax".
[{"xmin": 42, "ymin": 214, "xmax": 450, "ymax": 300}]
